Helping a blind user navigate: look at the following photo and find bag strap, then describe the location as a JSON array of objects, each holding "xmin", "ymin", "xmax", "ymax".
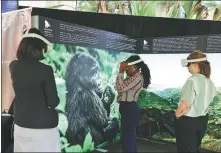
[{"xmin": 11, "ymin": 121, "xmax": 15, "ymax": 139}]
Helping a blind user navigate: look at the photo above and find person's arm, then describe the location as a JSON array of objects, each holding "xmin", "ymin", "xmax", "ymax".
[
  {"xmin": 8, "ymin": 61, "xmax": 17, "ymax": 114},
  {"xmin": 175, "ymin": 100, "xmax": 191, "ymax": 118},
  {"xmin": 115, "ymin": 73, "xmax": 142, "ymax": 92},
  {"xmin": 9, "ymin": 60, "xmax": 17, "ymax": 78},
  {"xmin": 8, "ymin": 98, "xmax": 15, "ymax": 115},
  {"xmin": 175, "ymin": 79, "xmax": 196, "ymax": 118},
  {"xmin": 43, "ymin": 66, "xmax": 59, "ymax": 109}
]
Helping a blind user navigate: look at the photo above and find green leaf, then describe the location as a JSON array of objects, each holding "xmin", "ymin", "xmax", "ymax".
[
  {"xmin": 77, "ymin": 1, "xmax": 98, "ymax": 12},
  {"xmin": 144, "ymin": 4, "xmax": 156, "ymax": 17},
  {"xmin": 55, "ymin": 78, "xmax": 67, "ymax": 113},
  {"xmin": 83, "ymin": 132, "xmax": 95, "ymax": 152},
  {"xmin": 130, "ymin": 1, "xmax": 156, "ymax": 16},
  {"xmin": 152, "ymin": 1, "xmax": 166, "ymax": 8},
  {"xmin": 61, "ymin": 143, "xmax": 70, "ymax": 150},
  {"xmin": 167, "ymin": 5, "xmax": 175, "ymax": 17},
  {"xmin": 171, "ymin": 2, "xmax": 179, "ymax": 18},
  {"xmin": 213, "ymin": 8, "xmax": 221, "ymax": 20},
  {"xmin": 57, "ymin": 113, "xmax": 68, "ymax": 136},
  {"xmin": 60, "ymin": 137, "xmax": 69, "ymax": 150},
  {"xmin": 65, "ymin": 144, "xmax": 83, "ymax": 152},
  {"xmin": 183, "ymin": 1, "xmax": 195, "ymax": 17}
]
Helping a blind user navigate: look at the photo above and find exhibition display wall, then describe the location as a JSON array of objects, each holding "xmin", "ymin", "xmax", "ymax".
[
  {"xmin": 1, "ymin": 12, "xmax": 220, "ymax": 152},
  {"xmin": 36, "ymin": 16, "xmax": 221, "ymax": 152}
]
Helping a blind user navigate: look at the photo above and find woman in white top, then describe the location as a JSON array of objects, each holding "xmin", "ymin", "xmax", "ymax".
[{"xmin": 175, "ymin": 51, "xmax": 216, "ymax": 153}]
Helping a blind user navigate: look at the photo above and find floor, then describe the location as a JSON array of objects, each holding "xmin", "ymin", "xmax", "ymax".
[{"xmin": 94, "ymin": 137, "xmax": 211, "ymax": 153}]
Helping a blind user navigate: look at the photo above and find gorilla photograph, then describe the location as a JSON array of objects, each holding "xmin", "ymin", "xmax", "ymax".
[
  {"xmin": 41, "ymin": 44, "xmax": 132, "ymax": 152},
  {"xmin": 65, "ymin": 52, "xmax": 119, "ymax": 146}
]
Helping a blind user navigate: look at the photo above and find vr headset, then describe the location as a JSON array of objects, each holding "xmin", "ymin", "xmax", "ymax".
[
  {"xmin": 22, "ymin": 31, "xmax": 53, "ymax": 51},
  {"xmin": 181, "ymin": 57, "xmax": 207, "ymax": 67},
  {"xmin": 127, "ymin": 59, "xmax": 143, "ymax": 66}
]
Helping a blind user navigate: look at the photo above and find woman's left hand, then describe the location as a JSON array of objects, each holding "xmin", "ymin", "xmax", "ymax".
[{"xmin": 119, "ymin": 62, "xmax": 128, "ymax": 73}]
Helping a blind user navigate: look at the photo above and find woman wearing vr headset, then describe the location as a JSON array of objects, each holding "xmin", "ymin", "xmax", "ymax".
[
  {"xmin": 9, "ymin": 28, "xmax": 60, "ymax": 152},
  {"xmin": 175, "ymin": 51, "xmax": 216, "ymax": 153},
  {"xmin": 115, "ymin": 55, "xmax": 151, "ymax": 152}
]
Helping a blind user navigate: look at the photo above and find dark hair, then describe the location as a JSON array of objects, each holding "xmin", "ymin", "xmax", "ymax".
[
  {"xmin": 187, "ymin": 50, "xmax": 211, "ymax": 78},
  {"xmin": 16, "ymin": 28, "xmax": 47, "ymax": 60},
  {"xmin": 126, "ymin": 55, "xmax": 151, "ymax": 89}
]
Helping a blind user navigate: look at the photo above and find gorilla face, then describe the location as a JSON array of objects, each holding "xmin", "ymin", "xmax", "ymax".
[
  {"xmin": 102, "ymin": 85, "xmax": 116, "ymax": 117},
  {"xmin": 89, "ymin": 64, "xmax": 101, "ymax": 88},
  {"xmin": 103, "ymin": 86, "xmax": 116, "ymax": 104},
  {"xmin": 65, "ymin": 52, "xmax": 101, "ymax": 90},
  {"xmin": 103, "ymin": 87, "xmax": 112, "ymax": 104}
]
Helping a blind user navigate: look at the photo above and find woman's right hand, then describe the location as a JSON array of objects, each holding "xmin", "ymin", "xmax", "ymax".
[{"xmin": 175, "ymin": 100, "xmax": 191, "ymax": 118}]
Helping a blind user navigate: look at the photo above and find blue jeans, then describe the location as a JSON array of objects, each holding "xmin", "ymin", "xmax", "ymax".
[{"xmin": 119, "ymin": 101, "xmax": 141, "ymax": 153}]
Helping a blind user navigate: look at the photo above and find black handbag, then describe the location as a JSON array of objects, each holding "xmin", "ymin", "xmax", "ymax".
[{"xmin": 1, "ymin": 108, "xmax": 14, "ymax": 152}]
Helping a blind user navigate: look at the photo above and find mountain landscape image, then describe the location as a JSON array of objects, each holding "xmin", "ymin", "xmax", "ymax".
[{"xmin": 136, "ymin": 87, "xmax": 221, "ymax": 152}]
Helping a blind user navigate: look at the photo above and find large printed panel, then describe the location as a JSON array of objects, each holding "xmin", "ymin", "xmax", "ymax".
[
  {"xmin": 41, "ymin": 44, "xmax": 133, "ymax": 152},
  {"xmin": 138, "ymin": 35, "xmax": 221, "ymax": 54}
]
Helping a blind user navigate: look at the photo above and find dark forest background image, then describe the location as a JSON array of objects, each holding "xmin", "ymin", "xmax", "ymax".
[{"xmin": 41, "ymin": 44, "xmax": 221, "ymax": 152}]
